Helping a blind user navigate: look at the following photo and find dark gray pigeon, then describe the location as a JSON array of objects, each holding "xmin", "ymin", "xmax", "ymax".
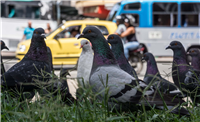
[
  {"xmin": 1, "ymin": 28, "xmax": 51, "ymax": 97},
  {"xmin": 78, "ymin": 26, "xmax": 189, "ymax": 115},
  {"xmin": 1, "ymin": 40, "xmax": 9, "ymax": 75},
  {"xmin": 47, "ymin": 46, "xmax": 53, "ymax": 72},
  {"xmin": 107, "ymin": 34, "xmax": 138, "ymax": 79},
  {"xmin": 46, "ymin": 68, "xmax": 76, "ymax": 105},
  {"xmin": 142, "ymin": 52, "xmax": 182, "ymax": 96},
  {"xmin": 187, "ymin": 48, "xmax": 200, "ymax": 71},
  {"xmin": 166, "ymin": 41, "xmax": 200, "ymax": 105}
]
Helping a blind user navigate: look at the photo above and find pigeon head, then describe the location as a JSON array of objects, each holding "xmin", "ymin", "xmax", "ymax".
[
  {"xmin": 187, "ymin": 48, "xmax": 200, "ymax": 70},
  {"xmin": 32, "ymin": 28, "xmax": 46, "ymax": 41},
  {"xmin": 1, "ymin": 40, "xmax": 9, "ymax": 50},
  {"xmin": 78, "ymin": 26, "xmax": 102, "ymax": 41},
  {"xmin": 107, "ymin": 34, "xmax": 122, "ymax": 45},
  {"xmin": 187, "ymin": 48, "xmax": 200, "ymax": 57},
  {"xmin": 166, "ymin": 41, "xmax": 183, "ymax": 50},
  {"xmin": 142, "ymin": 52, "xmax": 157, "ymax": 65},
  {"xmin": 80, "ymin": 39, "xmax": 91, "ymax": 49},
  {"xmin": 141, "ymin": 53, "xmax": 150, "ymax": 62}
]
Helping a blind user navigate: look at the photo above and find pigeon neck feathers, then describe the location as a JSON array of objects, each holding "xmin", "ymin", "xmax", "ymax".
[
  {"xmin": 25, "ymin": 36, "xmax": 49, "ymax": 63},
  {"xmin": 92, "ymin": 36, "xmax": 117, "ymax": 67},
  {"xmin": 172, "ymin": 47, "xmax": 189, "ymax": 73},
  {"xmin": 111, "ymin": 42, "xmax": 127, "ymax": 65},
  {"xmin": 146, "ymin": 57, "xmax": 160, "ymax": 76},
  {"xmin": 191, "ymin": 55, "xmax": 200, "ymax": 71}
]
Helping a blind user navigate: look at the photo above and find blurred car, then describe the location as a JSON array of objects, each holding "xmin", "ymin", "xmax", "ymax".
[{"xmin": 16, "ymin": 20, "xmax": 117, "ymax": 65}]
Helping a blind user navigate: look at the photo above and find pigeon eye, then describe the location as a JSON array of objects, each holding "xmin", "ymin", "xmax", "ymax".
[
  {"xmin": 35, "ymin": 31, "xmax": 38, "ymax": 34},
  {"xmin": 110, "ymin": 36, "xmax": 114, "ymax": 39},
  {"xmin": 192, "ymin": 50, "xmax": 194, "ymax": 53},
  {"xmin": 174, "ymin": 43, "xmax": 177, "ymax": 45},
  {"xmin": 88, "ymin": 30, "xmax": 91, "ymax": 33},
  {"xmin": 86, "ymin": 42, "xmax": 88, "ymax": 44}
]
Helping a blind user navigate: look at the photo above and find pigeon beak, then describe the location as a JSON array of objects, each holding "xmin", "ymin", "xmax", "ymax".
[
  {"xmin": 77, "ymin": 33, "xmax": 84, "ymax": 39},
  {"xmin": 90, "ymin": 42, "xmax": 92, "ymax": 47},
  {"xmin": 41, "ymin": 33, "xmax": 46, "ymax": 39},
  {"xmin": 80, "ymin": 45, "xmax": 83, "ymax": 49},
  {"xmin": 4, "ymin": 46, "xmax": 9, "ymax": 50},
  {"xmin": 186, "ymin": 52, "xmax": 190, "ymax": 55},
  {"xmin": 166, "ymin": 45, "xmax": 171, "ymax": 50}
]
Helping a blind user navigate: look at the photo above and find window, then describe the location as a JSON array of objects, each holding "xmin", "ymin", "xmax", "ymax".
[
  {"xmin": 153, "ymin": 3, "xmax": 178, "ymax": 26},
  {"xmin": 181, "ymin": 3, "xmax": 200, "ymax": 27},
  {"xmin": 106, "ymin": 2, "xmax": 120, "ymax": 21},
  {"xmin": 7, "ymin": 4, "xmax": 40, "ymax": 19},
  {"xmin": 55, "ymin": 25, "xmax": 81, "ymax": 39},
  {"xmin": 1, "ymin": 3, "xmax": 6, "ymax": 17},
  {"xmin": 123, "ymin": 2, "xmax": 141, "ymax": 10},
  {"xmin": 86, "ymin": 25, "xmax": 109, "ymax": 35}
]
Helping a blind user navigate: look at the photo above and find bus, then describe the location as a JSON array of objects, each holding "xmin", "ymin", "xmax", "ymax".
[
  {"xmin": 107, "ymin": 0, "xmax": 200, "ymax": 56},
  {"xmin": 0, "ymin": 0, "xmax": 79, "ymax": 51}
]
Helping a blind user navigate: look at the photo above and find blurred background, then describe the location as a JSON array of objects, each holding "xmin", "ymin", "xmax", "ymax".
[{"xmin": 0, "ymin": 0, "xmax": 200, "ymax": 74}]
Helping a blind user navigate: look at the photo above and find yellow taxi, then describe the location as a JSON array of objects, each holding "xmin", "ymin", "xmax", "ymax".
[{"xmin": 16, "ymin": 20, "xmax": 117, "ymax": 65}]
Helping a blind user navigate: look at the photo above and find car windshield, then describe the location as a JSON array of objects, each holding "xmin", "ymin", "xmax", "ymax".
[{"xmin": 45, "ymin": 23, "xmax": 64, "ymax": 37}]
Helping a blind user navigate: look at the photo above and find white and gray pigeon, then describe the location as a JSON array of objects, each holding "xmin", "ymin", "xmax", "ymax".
[
  {"xmin": 77, "ymin": 39, "xmax": 93, "ymax": 88},
  {"xmin": 78, "ymin": 26, "xmax": 189, "ymax": 115}
]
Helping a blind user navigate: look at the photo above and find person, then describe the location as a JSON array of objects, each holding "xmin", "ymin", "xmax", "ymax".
[
  {"xmin": 119, "ymin": 17, "xmax": 139, "ymax": 59},
  {"xmin": 45, "ymin": 23, "xmax": 52, "ymax": 34},
  {"xmin": 114, "ymin": 15, "xmax": 126, "ymax": 44},
  {"xmin": 70, "ymin": 27, "xmax": 80, "ymax": 38},
  {"xmin": 21, "ymin": 21, "xmax": 35, "ymax": 41}
]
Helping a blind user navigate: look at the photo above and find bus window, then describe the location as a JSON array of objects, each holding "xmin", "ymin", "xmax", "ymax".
[
  {"xmin": 153, "ymin": 3, "xmax": 178, "ymax": 27},
  {"xmin": 123, "ymin": 2, "xmax": 141, "ymax": 10},
  {"xmin": 181, "ymin": 3, "xmax": 200, "ymax": 27},
  {"xmin": 1, "ymin": 3, "xmax": 5, "ymax": 17},
  {"xmin": 106, "ymin": 2, "xmax": 120, "ymax": 21},
  {"xmin": 7, "ymin": 4, "xmax": 40, "ymax": 19}
]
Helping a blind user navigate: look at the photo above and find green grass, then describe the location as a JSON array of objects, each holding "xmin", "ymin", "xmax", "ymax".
[
  {"xmin": 1, "ymin": 69, "xmax": 200, "ymax": 122},
  {"xmin": 1, "ymin": 84, "xmax": 200, "ymax": 122}
]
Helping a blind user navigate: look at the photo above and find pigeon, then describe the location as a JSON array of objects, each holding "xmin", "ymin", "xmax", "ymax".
[
  {"xmin": 78, "ymin": 26, "xmax": 189, "ymax": 115},
  {"xmin": 187, "ymin": 48, "xmax": 200, "ymax": 71},
  {"xmin": 107, "ymin": 34, "xmax": 138, "ymax": 79},
  {"xmin": 1, "ymin": 28, "xmax": 51, "ymax": 98},
  {"xmin": 166, "ymin": 41, "xmax": 200, "ymax": 105},
  {"xmin": 47, "ymin": 46, "xmax": 53, "ymax": 72},
  {"xmin": 1, "ymin": 40, "xmax": 9, "ymax": 75},
  {"xmin": 46, "ymin": 68, "xmax": 76, "ymax": 105},
  {"xmin": 77, "ymin": 39, "xmax": 93, "ymax": 87},
  {"xmin": 142, "ymin": 52, "xmax": 182, "ymax": 96}
]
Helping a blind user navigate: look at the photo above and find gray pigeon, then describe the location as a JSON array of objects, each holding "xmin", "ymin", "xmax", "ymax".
[
  {"xmin": 1, "ymin": 40, "xmax": 9, "ymax": 75},
  {"xmin": 187, "ymin": 48, "xmax": 200, "ymax": 71},
  {"xmin": 166, "ymin": 41, "xmax": 200, "ymax": 105},
  {"xmin": 1, "ymin": 28, "xmax": 51, "ymax": 99},
  {"xmin": 142, "ymin": 52, "xmax": 182, "ymax": 96},
  {"xmin": 78, "ymin": 26, "xmax": 189, "ymax": 115},
  {"xmin": 107, "ymin": 34, "xmax": 138, "ymax": 79},
  {"xmin": 77, "ymin": 39, "xmax": 93, "ymax": 87}
]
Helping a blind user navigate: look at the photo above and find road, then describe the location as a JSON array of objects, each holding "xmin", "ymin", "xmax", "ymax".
[{"xmin": 2, "ymin": 58, "xmax": 174, "ymax": 98}]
